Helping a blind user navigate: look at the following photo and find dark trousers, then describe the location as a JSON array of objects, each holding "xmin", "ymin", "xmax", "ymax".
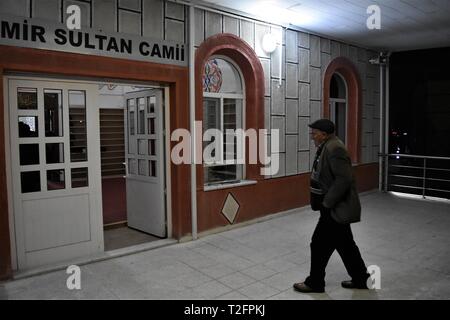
[{"xmin": 304, "ymin": 208, "xmax": 369, "ymax": 290}]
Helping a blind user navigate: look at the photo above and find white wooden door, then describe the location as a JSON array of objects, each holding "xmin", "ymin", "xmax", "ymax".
[
  {"xmin": 124, "ymin": 89, "xmax": 166, "ymax": 237},
  {"xmin": 8, "ymin": 78, "xmax": 104, "ymax": 270}
]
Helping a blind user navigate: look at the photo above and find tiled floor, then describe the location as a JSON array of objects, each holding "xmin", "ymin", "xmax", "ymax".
[
  {"xmin": 104, "ymin": 226, "xmax": 160, "ymax": 251},
  {"xmin": 1, "ymin": 191, "xmax": 449, "ymax": 300}
]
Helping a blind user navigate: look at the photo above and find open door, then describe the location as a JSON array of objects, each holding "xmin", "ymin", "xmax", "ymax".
[{"xmin": 124, "ymin": 89, "xmax": 166, "ymax": 237}]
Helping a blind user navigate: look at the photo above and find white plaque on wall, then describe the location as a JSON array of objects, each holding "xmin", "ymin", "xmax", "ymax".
[{"xmin": 0, "ymin": 15, "xmax": 187, "ymax": 67}]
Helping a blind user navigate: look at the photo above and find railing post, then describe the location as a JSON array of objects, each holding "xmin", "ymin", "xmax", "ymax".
[
  {"xmin": 379, "ymin": 152, "xmax": 383, "ymax": 192},
  {"xmin": 422, "ymin": 158, "xmax": 427, "ymax": 199},
  {"xmin": 386, "ymin": 153, "xmax": 449, "ymax": 199},
  {"xmin": 383, "ymin": 154, "xmax": 389, "ymax": 193}
]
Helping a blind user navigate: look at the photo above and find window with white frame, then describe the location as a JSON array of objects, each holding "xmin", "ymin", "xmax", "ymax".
[{"xmin": 202, "ymin": 57, "xmax": 244, "ymax": 185}]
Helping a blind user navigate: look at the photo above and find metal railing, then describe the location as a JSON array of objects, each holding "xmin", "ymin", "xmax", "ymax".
[{"xmin": 380, "ymin": 153, "xmax": 450, "ymax": 200}]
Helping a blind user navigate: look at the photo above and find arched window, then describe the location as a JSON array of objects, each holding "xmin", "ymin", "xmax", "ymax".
[
  {"xmin": 329, "ymin": 73, "xmax": 347, "ymax": 144},
  {"xmin": 202, "ymin": 57, "xmax": 245, "ymax": 185},
  {"xmin": 323, "ymin": 57, "xmax": 362, "ymax": 163}
]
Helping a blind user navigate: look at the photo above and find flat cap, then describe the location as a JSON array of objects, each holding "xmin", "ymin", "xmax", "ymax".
[{"xmin": 308, "ymin": 119, "xmax": 335, "ymax": 134}]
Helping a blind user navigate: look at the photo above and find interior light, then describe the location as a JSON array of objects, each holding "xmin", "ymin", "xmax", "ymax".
[{"xmin": 261, "ymin": 33, "xmax": 277, "ymax": 53}]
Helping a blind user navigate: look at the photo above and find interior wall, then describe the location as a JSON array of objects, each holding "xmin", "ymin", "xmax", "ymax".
[{"xmin": 102, "ymin": 177, "xmax": 126, "ymax": 225}]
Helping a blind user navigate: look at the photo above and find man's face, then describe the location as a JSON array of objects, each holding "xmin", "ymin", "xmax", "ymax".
[{"xmin": 310, "ymin": 129, "xmax": 328, "ymax": 147}]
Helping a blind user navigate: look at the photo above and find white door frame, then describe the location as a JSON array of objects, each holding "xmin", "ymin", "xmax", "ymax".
[
  {"xmin": 163, "ymin": 86, "xmax": 172, "ymax": 239},
  {"xmin": 3, "ymin": 77, "xmax": 18, "ymax": 270}
]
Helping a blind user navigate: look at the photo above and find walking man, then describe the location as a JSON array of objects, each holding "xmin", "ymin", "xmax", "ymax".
[{"xmin": 293, "ymin": 119, "xmax": 370, "ymax": 293}]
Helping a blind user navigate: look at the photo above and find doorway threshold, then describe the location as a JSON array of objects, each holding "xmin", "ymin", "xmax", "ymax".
[{"xmin": 12, "ymin": 238, "xmax": 178, "ymax": 280}]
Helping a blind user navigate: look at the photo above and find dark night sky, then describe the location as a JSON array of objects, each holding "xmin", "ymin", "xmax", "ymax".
[{"xmin": 389, "ymin": 47, "xmax": 450, "ymax": 157}]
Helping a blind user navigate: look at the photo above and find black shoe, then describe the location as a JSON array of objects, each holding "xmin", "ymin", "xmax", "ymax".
[
  {"xmin": 341, "ymin": 280, "xmax": 368, "ymax": 289},
  {"xmin": 293, "ymin": 282, "xmax": 325, "ymax": 293}
]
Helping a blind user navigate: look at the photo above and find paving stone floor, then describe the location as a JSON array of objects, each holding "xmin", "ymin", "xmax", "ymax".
[{"xmin": 1, "ymin": 191, "xmax": 449, "ymax": 300}]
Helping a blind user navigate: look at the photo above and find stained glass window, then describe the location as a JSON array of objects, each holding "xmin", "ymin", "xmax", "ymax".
[{"xmin": 203, "ymin": 58, "xmax": 243, "ymax": 94}]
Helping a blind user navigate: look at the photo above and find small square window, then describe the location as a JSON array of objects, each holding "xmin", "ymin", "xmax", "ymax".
[
  {"xmin": 128, "ymin": 158, "xmax": 136, "ymax": 174},
  {"xmin": 20, "ymin": 144, "xmax": 39, "ymax": 165},
  {"xmin": 148, "ymin": 139, "xmax": 156, "ymax": 156},
  {"xmin": 138, "ymin": 98, "xmax": 145, "ymax": 135},
  {"xmin": 138, "ymin": 139, "xmax": 147, "ymax": 155},
  {"xmin": 46, "ymin": 143, "xmax": 64, "ymax": 164},
  {"xmin": 138, "ymin": 159, "xmax": 146, "ymax": 176},
  {"xmin": 69, "ymin": 90, "xmax": 87, "ymax": 162},
  {"xmin": 18, "ymin": 116, "xmax": 38, "ymax": 137},
  {"xmin": 47, "ymin": 169, "xmax": 65, "ymax": 190},
  {"xmin": 148, "ymin": 118, "xmax": 155, "ymax": 135},
  {"xmin": 128, "ymin": 99, "xmax": 135, "ymax": 136},
  {"xmin": 149, "ymin": 160, "xmax": 156, "ymax": 177},
  {"xmin": 147, "ymin": 96, "xmax": 155, "ymax": 113},
  {"xmin": 18, "ymin": 88, "xmax": 37, "ymax": 110},
  {"xmin": 44, "ymin": 89, "xmax": 63, "ymax": 137},
  {"xmin": 71, "ymin": 168, "xmax": 88, "ymax": 188},
  {"xmin": 21, "ymin": 171, "xmax": 40, "ymax": 193}
]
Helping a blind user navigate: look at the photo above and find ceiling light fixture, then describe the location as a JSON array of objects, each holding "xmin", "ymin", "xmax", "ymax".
[{"xmin": 261, "ymin": 33, "xmax": 277, "ymax": 53}]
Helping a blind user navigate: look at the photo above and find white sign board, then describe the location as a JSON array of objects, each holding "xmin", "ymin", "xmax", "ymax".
[{"xmin": 0, "ymin": 15, "xmax": 187, "ymax": 67}]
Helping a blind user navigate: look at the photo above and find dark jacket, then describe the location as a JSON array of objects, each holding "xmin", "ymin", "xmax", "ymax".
[{"xmin": 312, "ymin": 136, "xmax": 361, "ymax": 224}]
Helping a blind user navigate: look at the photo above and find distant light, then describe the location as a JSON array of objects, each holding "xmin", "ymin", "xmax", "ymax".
[
  {"xmin": 403, "ymin": 133, "xmax": 408, "ymax": 136},
  {"xmin": 396, "ymin": 156, "xmax": 400, "ymax": 159}
]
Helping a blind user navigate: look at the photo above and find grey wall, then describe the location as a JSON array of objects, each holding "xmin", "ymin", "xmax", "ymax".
[{"xmin": 0, "ymin": 0, "xmax": 185, "ymax": 41}]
